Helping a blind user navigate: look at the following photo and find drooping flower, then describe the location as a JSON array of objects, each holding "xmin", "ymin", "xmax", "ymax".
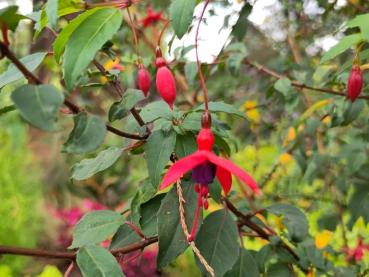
[
  {"xmin": 141, "ymin": 6, "xmax": 164, "ymax": 28},
  {"xmin": 137, "ymin": 64, "xmax": 151, "ymax": 97},
  {"xmin": 347, "ymin": 65, "xmax": 363, "ymax": 102},
  {"xmin": 343, "ymin": 238, "xmax": 369, "ymax": 262},
  {"xmin": 160, "ymin": 113, "xmax": 260, "ymax": 241}
]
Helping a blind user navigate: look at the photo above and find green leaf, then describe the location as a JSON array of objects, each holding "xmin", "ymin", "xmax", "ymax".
[
  {"xmin": 0, "ymin": 6, "xmax": 25, "ymax": 31},
  {"xmin": 110, "ymin": 223, "xmax": 142, "ymax": 250},
  {"xmin": 195, "ymin": 209, "xmax": 239, "ymax": 277},
  {"xmin": 320, "ymin": 34, "xmax": 363, "ymax": 64},
  {"xmin": 144, "ymin": 129, "xmax": 176, "ymax": 188},
  {"xmin": 63, "ymin": 8, "xmax": 123, "ymax": 90},
  {"xmin": 175, "ymin": 133, "xmax": 197, "ymax": 158},
  {"xmin": 140, "ymin": 194, "xmax": 165, "ymax": 237},
  {"xmin": 184, "ymin": 62, "xmax": 197, "ymax": 88},
  {"xmin": 225, "ymin": 249, "xmax": 259, "ymax": 277},
  {"xmin": 72, "ymin": 147, "xmax": 122, "ymax": 180},
  {"xmin": 139, "ymin": 101, "xmax": 173, "ymax": 123},
  {"xmin": 170, "ymin": 0, "xmax": 196, "ymax": 39},
  {"xmin": 109, "ymin": 89, "xmax": 145, "ymax": 122},
  {"xmin": 77, "ymin": 245, "xmax": 124, "ymax": 277},
  {"xmin": 232, "ymin": 4, "xmax": 252, "ymax": 41},
  {"xmin": 53, "ymin": 7, "xmax": 98, "ymax": 63},
  {"xmin": 157, "ymin": 182, "xmax": 199, "ymax": 268},
  {"xmin": 266, "ymin": 263, "xmax": 294, "ymax": 277},
  {"xmin": 63, "ymin": 112, "xmax": 106, "ymax": 154},
  {"xmin": 195, "ymin": 101, "xmax": 245, "ymax": 117},
  {"xmin": 46, "ymin": 0, "xmax": 58, "ymax": 29},
  {"xmin": 0, "ymin": 52, "xmax": 48, "ymax": 88},
  {"xmin": 11, "ymin": 84, "xmax": 64, "ymax": 132},
  {"xmin": 70, "ymin": 210, "xmax": 123, "ymax": 248},
  {"xmin": 347, "ymin": 13, "xmax": 369, "ymax": 42},
  {"xmin": 0, "ymin": 105, "xmax": 16, "ymax": 117},
  {"xmin": 349, "ymin": 187, "xmax": 369, "ymax": 225},
  {"xmin": 274, "ymin": 78, "xmax": 292, "ymax": 96},
  {"xmin": 227, "ymin": 52, "xmax": 248, "ymax": 76},
  {"xmin": 267, "ymin": 204, "xmax": 308, "ymax": 243}
]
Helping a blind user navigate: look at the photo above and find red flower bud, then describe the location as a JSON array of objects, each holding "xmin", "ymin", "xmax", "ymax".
[
  {"xmin": 197, "ymin": 128, "xmax": 214, "ymax": 151},
  {"xmin": 347, "ymin": 65, "xmax": 363, "ymax": 102},
  {"xmin": 155, "ymin": 65, "xmax": 176, "ymax": 109},
  {"xmin": 137, "ymin": 65, "xmax": 151, "ymax": 97}
]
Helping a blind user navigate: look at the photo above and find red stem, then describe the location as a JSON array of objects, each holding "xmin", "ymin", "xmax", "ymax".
[
  {"xmin": 157, "ymin": 20, "xmax": 170, "ymax": 48},
  {"xmin": 195, "ymin": 0, "xmax": 211, "ymax": 111},
  {"xmin": 189, "ymin": 190, "xmax": 203, "ymax": 242},
  {"xmin": 1, "ymin": 24, "xmax": 10, "ymax": 46}
]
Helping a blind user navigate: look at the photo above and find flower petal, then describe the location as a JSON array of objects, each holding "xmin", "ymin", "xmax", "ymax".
[
  {"xmin": 160, "ymin": 151, "xmax": 207, "ymax": 190},
  {"xmin": 216, "ymin": 165, "xmax": 232, "ymax": 195},
  {"xmin": 205, "ymin": 152, "xmax": 261, "ymax": 194}
]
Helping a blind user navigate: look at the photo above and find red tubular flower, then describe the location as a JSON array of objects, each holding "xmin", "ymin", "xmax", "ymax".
[
  {"xmin": 142, "ymin": 7, "xmax": 164, "ymax": 28},
  {"xmin": 155, "ymin": 57, "xmax": 176, "ymax": 109},
  {"xmin": 347, "ymin": 65, "xmax": 363, "ymax": 102},
  {"xmin": 160, "ymin": 125, "xmax": 260, "ymax": 241},
  {"xmin": 137, "ymin": 65, "xmax": 151, "ymax": 97}
]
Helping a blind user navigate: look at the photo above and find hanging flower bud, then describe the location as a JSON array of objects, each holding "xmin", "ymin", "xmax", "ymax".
[
  {"xmin": 137, "ymin": 65, "xmax": 151, "ymax": 97},
  {"xmin": 347, "ymin": 65, "xmax": 363, "ymax": 102},
  {"xmin": 155, "ymin": 58, "xmax": 176, "ymax": 109}
]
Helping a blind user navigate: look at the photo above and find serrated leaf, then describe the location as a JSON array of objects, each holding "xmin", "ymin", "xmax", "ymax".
[
  {"xmin": 267, "ymin": 204, "xmax": 308, "ymax": 242},
  {"xmin": 72, "ymin": 147, "xmax": 122, "ymax": 180},
  {"xmin": 0, "ymin": 6, "xmax": 25, "ymax": 31},
  {"xmin": 77, "ymin": 245, "xmax": 124, "ymax": 277},
  {"xmin": 320, "ymin": 34, "xmax": 363, "ymax": 64},
  {"xmin": 0, "ymin": 52, "xmax": 47, "ymax": 88},
  {"xmin": 195, "ymin": 101, "xmax": 245, "ymax": 117},
  {"xmin": 63, "ymin": 8, "xmax": 123, "ymax": 90},
  {"xmin": 63, "ymin": 112, "xmax": 106, "ymax": 154},
  {"xmin": 144, "ymin": 129, "xmax": 176, "ymax": 188},
  {"xmin": 70, "ymin": 210, "xmax": 123, "ymax": 248},
  {"xmin": 195, "ymin": 209, "xmax": 239, "ymax": 277},
  {"xmin": 170, "ymin": 0, "xmax": 196, "ymax": 39},
  {"xmin": 46, "ymin": 0, "xmax": 58, "ymax": 29},
  {"xmin": 157, "ymin": 182, "xmax": 199, "ymax": 268},
  {"xmin": 225, "ymin": 249, "xmax": 259, "ymax": 277},
  {"xmin": 11, "ymin": 84, "xmax": 64, "ymax": 131},
  {"xmin": 109, "ymin": 89, "xmax": 145, "ymax": 122},
  {"xmin": 53, "ymin": 7, "xmax": 97, "ymax": 63}
]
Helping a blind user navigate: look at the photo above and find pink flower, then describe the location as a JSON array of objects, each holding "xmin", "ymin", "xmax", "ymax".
[
  {"xmin": 344, "ymin": 238, "xmax": 369, "ymax": 262},
  {"xmin": 160, "ymin": 125, "xmax": 260, "ymax": 241},
  {"xmin": 141, "ymin": 7, "xmax": 164, "ymax": 27}
]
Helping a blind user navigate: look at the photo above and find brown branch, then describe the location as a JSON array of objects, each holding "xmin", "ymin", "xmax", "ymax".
[
  {"xmin": 223, "ymin": 197, "xmax": 304, "ymax": 266},
  {"xmin": 244, "ymin": 59, "xmax": 369, "ymax": 100},
  {"xmin": 0, "ymin": 237, "xmax": 158, "ymax": 260},
  {"xmin": 0, "ymin": 41, "xmax": 146, "ymax": 140}
]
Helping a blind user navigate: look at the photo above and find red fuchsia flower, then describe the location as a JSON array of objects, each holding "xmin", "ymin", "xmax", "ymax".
[
  {"xmin": 141, "ymin": 6, "xmax": 164, "ymax": 28},
  {"xmin": 155, "ymin": 48, "xmax": 176, "ymax": 109},
  {"xmin": 137, "ymin": 64, "xmax": 151, "ymax": 97},
  {"xmin": 343, "ymin": 238, "xmax": 369, "ymax": 262},
  {"xmin": 347, "ymin": 65, "xmax": 363, "ymax": 102},
  {"xmin": 160, "ymin": 114, "xmax": 261, "ymax": 241}
]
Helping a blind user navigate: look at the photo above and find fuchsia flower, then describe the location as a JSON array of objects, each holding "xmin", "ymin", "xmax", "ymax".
[
  {"xmin": 160, "ymin": 116, "xmax": 261, "ymax": 241},
  {"xmin": 344, "ymin": 238, "xmax": 369, "ymax": 262},
  {"xmin": 142, "ymin": 7, "xmax": 164, "ymax": 27}
]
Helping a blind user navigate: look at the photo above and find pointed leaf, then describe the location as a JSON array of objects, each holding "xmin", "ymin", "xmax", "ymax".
[
  {"xmin": 11, "ymin": 84, "xmax": 64, "ymax": 131},
  {"xmin": 63, "ymin": 112, "xmax": 106, "ymax": 154},
  {"xmin": 157, "ymin": 182, "xmax": 199, "ymax": 268},
  {"xmin": 145, "ymin": 129, "xmax": 176, "ymax": 188},
  {"xmin": 195, "ymin": 209, "xmax": 239, "ymax": 277},
  {"xmin": 140, "ymin": 194, "xmax": 166, "ymax": 237},
  {"xmin": 0, "ymin": 6, "xmax": 25, "ymax": 31},
  {"xmin": 170, "ymin": 0, "xmax": 196, "ymax": 39},
  {"xmin": 72, "ymin": 147, "xmax": 122, "ymax": 180},
  {"xmin": 70, "ymin": 210, "xmax": 123, "ymax": 248},
  {"xmin": 225, "ymin": 249, "xmax": 260, "ymax": 277},
  {"xmin": 77, "ymin": 245, "xmax": 124, "ymax": 277},
  {"xmin": 63, "ymin": 8, "xmax": 123, "ymax": 90},
  {"xmin": 109, "ymin": 89, "xmax": 145, "ymax": 122},
  {"xmin": 0, "ymin": 52, "xmax": 47, "ymax": 88},
  {"xmin": 46, "ymin": 0, "xmax": 58, "ymax": 29}
]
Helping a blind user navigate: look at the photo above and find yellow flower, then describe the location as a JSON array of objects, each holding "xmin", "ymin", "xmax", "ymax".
[
  {"xmin": 315, "ymin": 230, "xmax": 333, "ymax": 249},
  {"xmin": 242, "ymin": 101, "xmax": 260, "ymax": 124},
  {"xmin": 279, "ymin": 153, "xmax": 293, "ymax": 165},
  {"xmin": 283, "ymin": 127, "xmax": 296, "ymax": 147}
]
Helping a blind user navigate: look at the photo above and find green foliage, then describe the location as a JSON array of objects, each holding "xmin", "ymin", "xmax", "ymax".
[
  {"xmin": 109, "ymin": 89, "xmax": 145, "ymax": 122},
  {"xmin": 170, "ymin": 0, "xmax": 196, "ymax": 39}
]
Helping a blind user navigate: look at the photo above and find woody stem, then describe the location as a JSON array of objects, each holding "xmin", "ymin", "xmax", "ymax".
[{"xmin": 195, "ymin": 0, "xmax": 211, "ymax": 111}]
